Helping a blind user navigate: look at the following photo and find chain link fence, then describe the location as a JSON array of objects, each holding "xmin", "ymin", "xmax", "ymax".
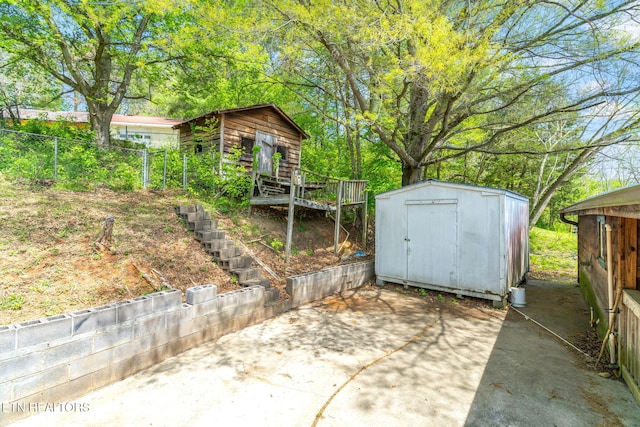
[{"xmin": 0, "ymin": 128, "xmax": 220, "ymax": 195}]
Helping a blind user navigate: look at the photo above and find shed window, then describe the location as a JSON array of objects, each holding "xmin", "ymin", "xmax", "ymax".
[
  {"xmin": 275, "ymin": 145, "xmax": 288, "ymax": 161},
  {"xmin": 597, "ymin": 215, "xmax": 607, "ymax": 268},
  {"xmin": 241, "ymin": 137, "xmax": 255, "ymax": 155}
]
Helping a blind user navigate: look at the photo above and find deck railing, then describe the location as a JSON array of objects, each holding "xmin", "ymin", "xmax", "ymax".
[
  {"xmin": 294, "ymin": 168, "xmax": 367, "ymax": 206},
  {"xmin": 620, "ymin": 289, "xmax": 640, "ymax": 404}
]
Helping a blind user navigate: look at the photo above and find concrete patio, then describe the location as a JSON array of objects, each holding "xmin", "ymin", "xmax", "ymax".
[{"xmin": 6, "ymin": 281, "xmax": 640, "ymax": 426}]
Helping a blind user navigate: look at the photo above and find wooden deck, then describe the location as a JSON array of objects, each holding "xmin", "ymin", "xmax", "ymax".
[{"xmin": 249, "ymin": 168, "xmax": 368, "ymax": 261}]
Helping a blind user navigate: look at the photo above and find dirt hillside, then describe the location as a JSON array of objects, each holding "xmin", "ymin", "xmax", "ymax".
[{"xmin": 0, "ymin": 178, "xmax": 370, "ymax": 325}]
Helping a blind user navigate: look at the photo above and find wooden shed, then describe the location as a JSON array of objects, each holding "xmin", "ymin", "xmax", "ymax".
[
  {"xmin": 172, "ymin": 104, "xmax": 308, "ymax": 179},
  {"xmin": 561, "ymin": 185, "xmax": 640, "ymax": 404},
  {"xmin": 375, "ymin": 180, "xmax": 529, "ymax": 307}
]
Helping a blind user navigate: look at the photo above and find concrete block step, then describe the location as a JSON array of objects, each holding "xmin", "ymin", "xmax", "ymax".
[
  {"xmin": 176, "ymin": 205, "xmax": 204, "ymax": 219},
  {"xmin": 219, "ymin": 246, "xmax": 242, "ymax": 261},
  {"xmin": 239, "ymin": 277, "xmax": 271, "ymax": 289},
  {"xmin": 188, "ymin": 219, "xmax": 215, "ymax": 232},
  {"xmin": 228, "ymin": 256, "xmax": 253, "ymax": 272},
  {"xmin": 186, "ymin": 211, "xmax": 211, "ymax": 223},
  {"xmin": 235, "ymin": 267, "xmax": 261, "ymax": 282},
  {"xmin": 203, "ymin": 239, "xmax": 234, "ymax": 253},
  {"xmin": 197, "ymin": 230, "xmax": 225, "ymax": 242},
  {"xmin": 264, "ymin": 288, "xmax": 280, "ymax": 303}
]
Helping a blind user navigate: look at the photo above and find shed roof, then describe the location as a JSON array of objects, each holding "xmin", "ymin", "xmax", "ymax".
[
  {"xmin": 560, "ymin": 183, "xmax": 640, "ymax": 217},
  {"xmin": 375, "ymin": 179, "xmax": 528, "ymax": 202},
  {"xmin": 172, "ymin": 103, "xmax": 309, "ymax": 139}
]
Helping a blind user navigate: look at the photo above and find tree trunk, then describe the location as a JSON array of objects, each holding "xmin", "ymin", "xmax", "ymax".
[
  {"xmin": 402, "ymin": 162, "xmax": 422, "ymax": 186},
  {"xmin": 95, "ymin": 215, "xmax": 115, "ymax": 251},
  {"xmin": 88, "ymin": 105, "xmax": 115, "ymax": 146}
]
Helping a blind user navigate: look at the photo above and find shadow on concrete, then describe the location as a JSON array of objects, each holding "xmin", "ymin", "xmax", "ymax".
[{"xmin": 464, "ymin": 280, "xmax": 640, "ymax": 427}]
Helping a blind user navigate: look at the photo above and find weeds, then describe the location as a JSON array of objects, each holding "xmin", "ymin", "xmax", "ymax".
[{"xmin": 0, "ymin": 294, "xmax": 25, "ymax": 310}]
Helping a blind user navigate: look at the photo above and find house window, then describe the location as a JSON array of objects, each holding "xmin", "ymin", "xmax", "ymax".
[
  {"xmin": 241, "ymin": 137, "xmax": 254, "ymax": 155},
  {"xmin": 598, "ymin": 215, "xmax": 607, "ymax": 268},
  {"xmin": 275, "ymin": 145, "xmax": 288, "ymax": 161}
]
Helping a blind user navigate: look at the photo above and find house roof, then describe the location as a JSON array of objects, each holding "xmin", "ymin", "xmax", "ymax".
[
  {"xmin": 375, "ymin": 179, "xmax": 528, "ymax": 202},
  {"xmin": 560, "ymin": 183, "xmax": 640, "ymax": 217},
  {"xmin": 172, "ymin": 103, "xmax": 309, "ymax": 139},
  {"xmin": 3, "ymin": 109, "xmax": 182, "ymax": 128}
]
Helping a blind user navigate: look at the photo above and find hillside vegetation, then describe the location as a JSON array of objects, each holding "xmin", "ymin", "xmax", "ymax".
[{"xmin": 0, "ymin": 175, "xmax": 364, "ymax": 325}]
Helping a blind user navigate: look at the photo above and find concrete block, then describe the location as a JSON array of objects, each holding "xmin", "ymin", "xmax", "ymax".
[
  {"xmin": 116, "ymin": 296, "xmax": 152, "ymax": 323},
  {"xmin": 186, "ymin": 284, "xmax": 218, "ymax": 305},
  {"xmin": 186, "ymin": 211, "xmax": 211, "ymax": 223},
  {"xmin": 112, "ymin": 356, "xmax": 139, "ymax": 382},
  {"xmin": 13, "ymin": 364, "xmax": 68, "ymax": 399},
  {"xmin": 69, "ymin": 349, "xmax": 112, "ymax": 380},
  {"xmin": 71, "ymin": 304, "xmax": 117, "ymax": 335},
  {"xmin": 134, "ymin": 312, "xmax": 167, "ymax": 338},
  {"xmin": 40, "ymin": 374, "xmax": 92, "ymax": 406},
  {"xmin": 149, "ymin": 289, "xmax": 182, "ymax": 312},
  {"xmin": 216, "ymin": 292, "xmax": 236, "ymax": 310},
  {"xmin": 197, "ymin": 230, "xmax": 225, "ymax": 241},
  {"xmin": 92, "ymin": 325, "xmax": 133, "ymax": 353},
  {"xmin": 0, "ymin": 351, "xmax": 43, "ymax": 381},
  {"xmin": 112, "ymin": 341, "xmax": 139, "ymax": 363},
  {"xmin": 286, "ymin": 261, "xmax": 374, "ymax": 307},
  {"xmin": 91, "ymin": 365, "xmax": 114, "ymax": 389},
  {"xmin": 193, "ymin": 219, "xmax": 215, "ymax": 231},
  {"xmin": 44, "ymin": 336, "xmax": 93, "ymax": 367},
  {"xmin": 167, "ymin": 304, "xmax": 194, "ymax": 326},
  {"xmin": 15, "ymin": 314, "xmax": 72, "ymax": 349},
  {"xmin": 237, "ymin": 268, "xmax": 260, "ymax": 282},
  {"xmin": 193, "ymin": 299, "xmax": 219, "ymax": 317},
  {"xmin": 0, "ymin": 325, "xmax": 16, "ymax": 353},
  {"xmin": 265, "ymin": 288, "xmax": 280, "ymax": 304},
  {"xmin": 0, "ymin": 380, "xmax": 11, "ymax": 402}
]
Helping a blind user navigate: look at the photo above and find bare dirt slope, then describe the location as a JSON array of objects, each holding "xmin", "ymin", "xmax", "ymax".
[{"xmin": 0, "ymin": 178, "xmax": 369, "ymax": 325}]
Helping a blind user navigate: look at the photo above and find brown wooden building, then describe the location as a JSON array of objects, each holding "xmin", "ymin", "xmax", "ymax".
[
  {"xmin": 561, "ymin": 185, "xmax": 640, "ymax": 404},
  {"xmin": 172, "ymin": 104, "xmax": 308, "ymax": 179}
]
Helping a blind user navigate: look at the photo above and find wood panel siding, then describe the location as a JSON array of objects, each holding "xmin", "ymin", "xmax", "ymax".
[{"xmin": 176, "ymin": 105, "xmax": 305, "ymax": 180}]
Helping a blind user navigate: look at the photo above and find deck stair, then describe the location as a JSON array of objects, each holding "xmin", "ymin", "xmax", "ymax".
[{"xmin": 175, "ymin": 205, "xmax": 277, "ymax": 299}]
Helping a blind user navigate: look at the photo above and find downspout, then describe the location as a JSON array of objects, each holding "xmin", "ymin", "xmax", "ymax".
[
  {"xmin": 605, "ymin": 223, "xmax": 617, "ymax": 365},
  {"xmin": 560, "ymin": 212, "xmax": 578, "ymax": 226}
]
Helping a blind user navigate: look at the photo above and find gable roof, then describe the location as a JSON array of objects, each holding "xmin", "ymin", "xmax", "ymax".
[
  {"xmin": 375, "ymin": 179, "xmax": 528, "ymax": 202},
  {"xmin": 172, "ymin": 103, "xmax": 309, "ymax": 139},
  {"xmin": 560, "ymin": 183, "xmax": 640, "ymax": 217}
]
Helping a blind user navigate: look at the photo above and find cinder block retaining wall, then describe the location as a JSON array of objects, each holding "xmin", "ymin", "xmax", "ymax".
[{"xmin": 0, "ymin": 261, "xmax": 373, "ymax": 425}]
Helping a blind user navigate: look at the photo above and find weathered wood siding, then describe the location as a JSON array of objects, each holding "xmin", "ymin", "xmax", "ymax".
[
  {"xmin": 578, "ymin": 215, "xmax": 640, "ymax": 330},
  {"xmin": 177, "ymin": 116, "xmax": 220, "ymax": 153},
  {"xmin": 222, "ymin": 110, "xmax": 301, "ymax": 179},
  {"xmin": 177, "ymin": 108, "xmax": 303, "ymax": 179}
]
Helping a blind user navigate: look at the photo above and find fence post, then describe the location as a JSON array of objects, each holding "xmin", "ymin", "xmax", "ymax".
[
  {"xmin": 162, "ymin": 150, "xmax": 167, "ymax": 190},
  {"xmin": 182, "ymin": 154, "xmax": 187, "ymax": 192},
  {"xmin": 142, "ymin": 149, "xmax": 148, "ymax": 189},
  {"xmin": 53, "ymin": 137, "xmax": 58, "ymax": 182}
]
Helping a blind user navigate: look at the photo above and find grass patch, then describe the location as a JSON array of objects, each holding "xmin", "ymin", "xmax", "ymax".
[{"xmin": 529, "ymin": 227, "xmax": 577, "ymax": 282}]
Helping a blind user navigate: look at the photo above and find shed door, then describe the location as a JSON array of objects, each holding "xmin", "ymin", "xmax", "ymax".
[
  {"xmin": 406, "ymin": 200, "xmax": 458, "ymax": 287},
  {"xmin": 256, "ymin": 131, "xmax": 276, "ymax": 174}
]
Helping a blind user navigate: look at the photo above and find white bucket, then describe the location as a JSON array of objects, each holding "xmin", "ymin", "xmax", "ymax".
[{"xmin": 510, "ymin": 287, "xmax": 526, "ymax": 307}]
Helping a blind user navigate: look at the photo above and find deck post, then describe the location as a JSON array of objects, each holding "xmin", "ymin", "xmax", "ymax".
[
  {"xmin": 285, "ymin": 174, "xmax": 297, "ymax": 263},
  {"xmin": 334, "ymin": 181, "xmax": 344, "ymax": 256}
]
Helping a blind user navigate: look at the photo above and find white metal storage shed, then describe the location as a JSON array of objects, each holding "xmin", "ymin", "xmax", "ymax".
[{"xmin": 375, "ymin": 180, "xmax": 529, "ymax": 305}]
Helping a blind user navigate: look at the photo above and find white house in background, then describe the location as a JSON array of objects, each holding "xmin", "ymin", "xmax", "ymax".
[{"xmin": 5, "ymin": 109, "xmax": 182, "ymax": 149}]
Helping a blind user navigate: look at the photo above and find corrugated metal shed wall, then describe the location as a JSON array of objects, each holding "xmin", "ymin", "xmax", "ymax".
[{"xmin": 375, "ymin": 181, "xmax": 529, "ymax": 302}]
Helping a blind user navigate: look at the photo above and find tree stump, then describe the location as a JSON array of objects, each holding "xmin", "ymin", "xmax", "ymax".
[{"xmin": 95, "ymin": 215, "xmax": 115, "ymax": 251}]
